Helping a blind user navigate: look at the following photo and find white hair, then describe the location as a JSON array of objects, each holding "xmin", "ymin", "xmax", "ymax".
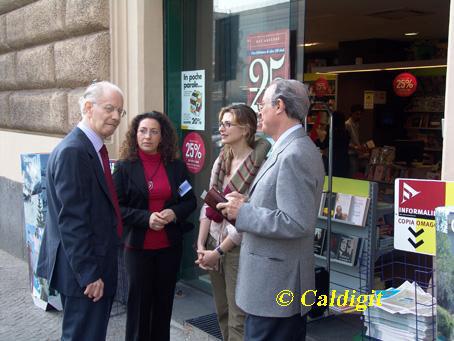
[{"xmin": 78, "ymin": 81, "xmax": 124, "ymax": 117}]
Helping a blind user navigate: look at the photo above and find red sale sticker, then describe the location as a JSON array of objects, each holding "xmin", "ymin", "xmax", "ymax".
[
  {"xmin": 182, "ymin": 132, "xmax": 206, "ymax": 174},
  {"xmin": 393, "ymin": 73, "xmax": 417, "ymax": 97}
]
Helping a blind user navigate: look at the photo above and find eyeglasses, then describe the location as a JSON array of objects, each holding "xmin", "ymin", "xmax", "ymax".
[
  {"xmin": 94, "ymin": 103, "xmax": 126, "ymax": 117},
  {"xmin": 138, "ymin": 128, "xmax": 161, "ymax": 137},
  {"xmin": 218, "ymin": 121, "xmax": 238, "ymax": 129}
]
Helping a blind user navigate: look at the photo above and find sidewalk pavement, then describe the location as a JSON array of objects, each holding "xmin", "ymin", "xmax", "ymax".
[
  {"xmin": 0, "ymin": 248, "xmax": 362, "ymax": 341},
  {"xmin": 0, "ymin": 249, "xmax": 217, "ymax": 341}
]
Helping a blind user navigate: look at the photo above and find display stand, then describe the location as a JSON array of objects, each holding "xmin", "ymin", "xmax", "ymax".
[
  {"xmin": 306, "ymin": 102, "xmax": 382, "ymax": 313},
  {"xmin": 367, "ymin": 250, "xmax": 436, "ymax": 340},
  {"xmin": 315, "ymin": 178, "xmax": 379, "ymax": 302}
]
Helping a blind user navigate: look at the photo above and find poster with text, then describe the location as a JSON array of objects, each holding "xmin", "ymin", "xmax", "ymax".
[
  {"xmin": 181, "ymin": 70, "xmax": 205, "ymax": 130},
  {"xmin": 394, "ymin": 178, "xmax": 454, "ymax": 255},
  {"xmin": 247, "ymin": 29, "xmax": 290, "ymax": 113}
]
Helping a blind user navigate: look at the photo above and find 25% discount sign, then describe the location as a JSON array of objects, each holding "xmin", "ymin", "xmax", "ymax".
[
  {"xmin": 182, "ymin": 132, "xmax": 206, "ymax": 174},
  {"xmin": 393, "ymin": 72, "xmax": 418, "ymax": 97}
]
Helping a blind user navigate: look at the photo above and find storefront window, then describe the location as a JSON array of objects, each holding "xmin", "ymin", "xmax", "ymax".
[{"xmin": 165, "ymin": 0, "xmax": 306, "ymax": 289}]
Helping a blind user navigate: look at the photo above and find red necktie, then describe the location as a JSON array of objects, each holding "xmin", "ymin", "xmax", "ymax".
[{"xmin": 100, "ymin": 145, "xmax": 123, "ymax": 238}]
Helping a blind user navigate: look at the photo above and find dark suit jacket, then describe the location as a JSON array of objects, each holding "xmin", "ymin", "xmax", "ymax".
[
  {"xmin": 112, "ymin": 158, "xmax": 197, "ymax": 248},
  {"xmin": 37, "ymin": 127, "xmax": 119, "ymax": 297}
]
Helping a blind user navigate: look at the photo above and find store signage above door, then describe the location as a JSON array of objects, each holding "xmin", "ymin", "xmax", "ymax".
[
  {"xmin": 247, "ymin": 29, "xmax": 290, "ymax": 114},
  {"xmin": 394, "ymin": 179, "xmax": 454, "ymax": 255},
  {"xmin": 393, "ymin": 72, "xmax": 418, "ymax": 97}
]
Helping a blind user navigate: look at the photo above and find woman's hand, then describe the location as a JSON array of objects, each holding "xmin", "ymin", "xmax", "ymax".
[
  {"xmin": 196, "ymin": 249, "xmax": 220, "ymax": 269},
  {"xmin": 195, "ymin": 242, "xmax": 206, "ymax": 268},
  {"xmin": 159, "ymin": 209, "xmax": 176, "ymax": 224},
  {"xmin": 149, "ymin": 212, "xmax": 167, "ymax": 231}
]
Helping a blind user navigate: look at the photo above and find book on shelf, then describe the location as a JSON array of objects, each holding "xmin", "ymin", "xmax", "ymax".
[
  {"xmin": 322, "ymin": 231, "xmax": 340, "ymax": 259},
  {"xmin": 335, "ymin": 234, "xmax": 360, "ymax": 266},
  {"xmin": 334, "ymin": 193, "xmax": 352, "ymax": 221},
  {"xmin": 313, "ymin": 227, "xmax": 326, "ymax": 256},
  {"xmin": 349, "ymin": 196, "xmax": 370, "ymax": 227},
  {"xmin": 318, "ymin": 192, "xmax": 337, "ymax": 218},
  {"xmin": 318, "ymin": 192, "xmax": 370, "ymax": 227},
  {"xmin": 320, "ymin": 232, "xmax": 361, "ymax": 267}
]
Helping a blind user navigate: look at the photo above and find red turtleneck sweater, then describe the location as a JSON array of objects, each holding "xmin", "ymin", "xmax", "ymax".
[{"xmin": 138, "ymin": 150, "xmax": 171, "ymax": 249}]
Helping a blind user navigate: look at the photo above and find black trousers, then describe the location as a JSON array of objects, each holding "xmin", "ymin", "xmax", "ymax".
[
  {"xmin": 124, "ymin": 244, "xmax": 182, "ymax": 341},
  {"xmin": 244, "ymin": 313, "xmax": 307, "ymax": 341},
  {"xmin": 60, "ymin": 293, "xmax": 114, "ymax": 341}
]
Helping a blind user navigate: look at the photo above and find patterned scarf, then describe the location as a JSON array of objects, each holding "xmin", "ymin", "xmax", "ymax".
[{"xmin": 206, "ymin": 136, "xmax": 271, "ymax": 222}]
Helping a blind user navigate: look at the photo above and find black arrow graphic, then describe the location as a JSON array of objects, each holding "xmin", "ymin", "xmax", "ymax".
[
  {"xmin": 408, "ymin": 238, "xmax": 424, "ymax": 248},
  {"xmin": 408, "ymin": 226, "xmax": 424, "ymax": 237}
]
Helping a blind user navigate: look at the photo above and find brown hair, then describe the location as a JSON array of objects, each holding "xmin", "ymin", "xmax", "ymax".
[
  {"xmin": 119, "ymin": 111, "xmax": 178, "ymax": 164},
  {"xmin": 218, "ymin": 104, "xmax": 257, "ymax": 175}
]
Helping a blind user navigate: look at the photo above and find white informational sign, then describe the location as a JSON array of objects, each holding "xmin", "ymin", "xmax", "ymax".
[
  {"xmin": 394, "ymin": 178, "xmax": 453, "ymax": 255},
  {"xmin": 181, "ymin": 70, "xmax": 205, "ymax": 130}
]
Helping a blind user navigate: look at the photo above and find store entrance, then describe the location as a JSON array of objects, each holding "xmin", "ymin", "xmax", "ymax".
[
  {"xmin": 303, "ymin": 0, "xmax": 449, "ymax": 200},
  {"xmin": 165, "ymin": 0, "xmax": 307, "ymax": 291}
]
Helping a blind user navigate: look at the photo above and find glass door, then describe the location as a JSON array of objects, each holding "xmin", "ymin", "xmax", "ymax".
[{"xmin": 164, "ymin": 0, "xmax": 306, "ymax": 291}]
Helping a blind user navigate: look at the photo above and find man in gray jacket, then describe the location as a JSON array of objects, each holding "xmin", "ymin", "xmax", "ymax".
[{"xmin": 218, "ymin": 79, "xmax": 324, "ymax": 340}]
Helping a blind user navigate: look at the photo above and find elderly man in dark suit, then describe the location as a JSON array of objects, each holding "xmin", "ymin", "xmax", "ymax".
[
  {"xmin": 37, "ymin": 81, "xmax": 125, "ymax": 340},
  {"xmin": 218, "ymin": 79, "xmax": 325, "ymax": 340}
]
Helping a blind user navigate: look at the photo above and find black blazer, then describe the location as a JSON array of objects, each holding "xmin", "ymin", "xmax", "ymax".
[
  {"xmin": 113, "ymin": 157, "xmax": 197, "ymax": 248},
  {"xmin": 37, "ymin": 127, "xmax": 119, "ymax": 297}
]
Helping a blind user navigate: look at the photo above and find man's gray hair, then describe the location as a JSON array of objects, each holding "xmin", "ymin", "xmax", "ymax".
[
  {"xmin": 78, "ymin": 81, "xmax": 124, "ymax": 116},
  {"xmin": 269, "ymin": 79, "xmax": 310, "ymax": 121}
]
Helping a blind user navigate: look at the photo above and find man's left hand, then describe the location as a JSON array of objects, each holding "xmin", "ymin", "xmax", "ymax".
[{"xmin": 216, "ymin": 191, "xmax": 246, "ymax": 221}]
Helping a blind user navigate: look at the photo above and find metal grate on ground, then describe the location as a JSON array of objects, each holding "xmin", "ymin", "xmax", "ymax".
[{"xmin": 185, "ymin": 313, "xmax": 222, "ymax": 340}]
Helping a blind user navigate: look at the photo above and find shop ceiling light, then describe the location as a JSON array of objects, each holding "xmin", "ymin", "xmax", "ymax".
[
  {"xmin": 313, "ymin": 59, "xmax": 446, "ymax": 74},
  {"xmin": 299, "ymin": 42, "xmax": 321, "ymax": 47},
  {"xmin": 404, "ymin": 32, "xmax": 419, "ymax": 36}
]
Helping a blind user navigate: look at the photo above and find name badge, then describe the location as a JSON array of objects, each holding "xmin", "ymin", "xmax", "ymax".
[{"xmin": 178, "ymin": 180, "xmax": 192, "ymax": 197}]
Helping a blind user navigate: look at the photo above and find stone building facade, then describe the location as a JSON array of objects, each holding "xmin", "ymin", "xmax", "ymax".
[{"xmin": 0, "ymin": 0, "xmax": 110, "ymax": 258}]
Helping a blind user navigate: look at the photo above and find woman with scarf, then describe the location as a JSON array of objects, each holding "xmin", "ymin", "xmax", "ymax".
[{"xmin": 196, "ymin": 104, "xmax": 271, "ymax": 341}]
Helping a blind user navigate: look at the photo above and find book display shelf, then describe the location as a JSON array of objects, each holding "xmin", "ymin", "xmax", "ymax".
[{"xmin": 314, "ymin": 176, "xmax": 382, "ymax": 313}]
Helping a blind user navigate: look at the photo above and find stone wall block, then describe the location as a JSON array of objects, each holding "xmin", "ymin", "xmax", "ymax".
[
  {"xmin": 0, "ymin": 91, "xmax": 11, "ymax": 127},
  {"xmin": 65, "ymin": 0, "xmax": 109, "ymax": 35},
  {"xmin": 55, "ymin": 31, "xmax": 110, "ymax": 88},
  {"xmin": 0, "ymin": 52, "xmax": 16, "ymax": 89},
  {"xmin": 16, "ymin": 44, "xmax": 55, "ymax": 88},
  {"xmin": 10, "ymin": 90, "xmax": 67, "ymax": 134},
  {"xmin": 67, "ymin": 87, "xmax": 84, "ymax": 131},
  {"xmin": 0, "ymin": 15, "xmax": 10, "ymax": 53},
  {"xmin": 0, "ymin": 0, "xmax": 37, "ymax": 16},
  {"xmin": 6, "ymin": 0, "xmax": 65, "ymax": 49}
]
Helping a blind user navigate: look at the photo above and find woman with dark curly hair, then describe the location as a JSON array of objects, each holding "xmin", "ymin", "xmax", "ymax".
[{"xmin": 113, "ymin": 111, "xmax": 197, "ymax": 341}]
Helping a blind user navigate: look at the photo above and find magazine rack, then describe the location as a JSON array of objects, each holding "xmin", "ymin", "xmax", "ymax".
[
  {"xmin": 314, "ymin": 177, "xmax": 380, "ymax": 301},
  {"xmin": 306, "ymin": 102, "xmax": 390, "ymax": 312},
  {"xmin": 365, "ymin": 250, "xmax": 436, "ymax": 340},
  {"xmin": 306, "ymin": 101, "xmax": 379, "ymax": 296}
]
